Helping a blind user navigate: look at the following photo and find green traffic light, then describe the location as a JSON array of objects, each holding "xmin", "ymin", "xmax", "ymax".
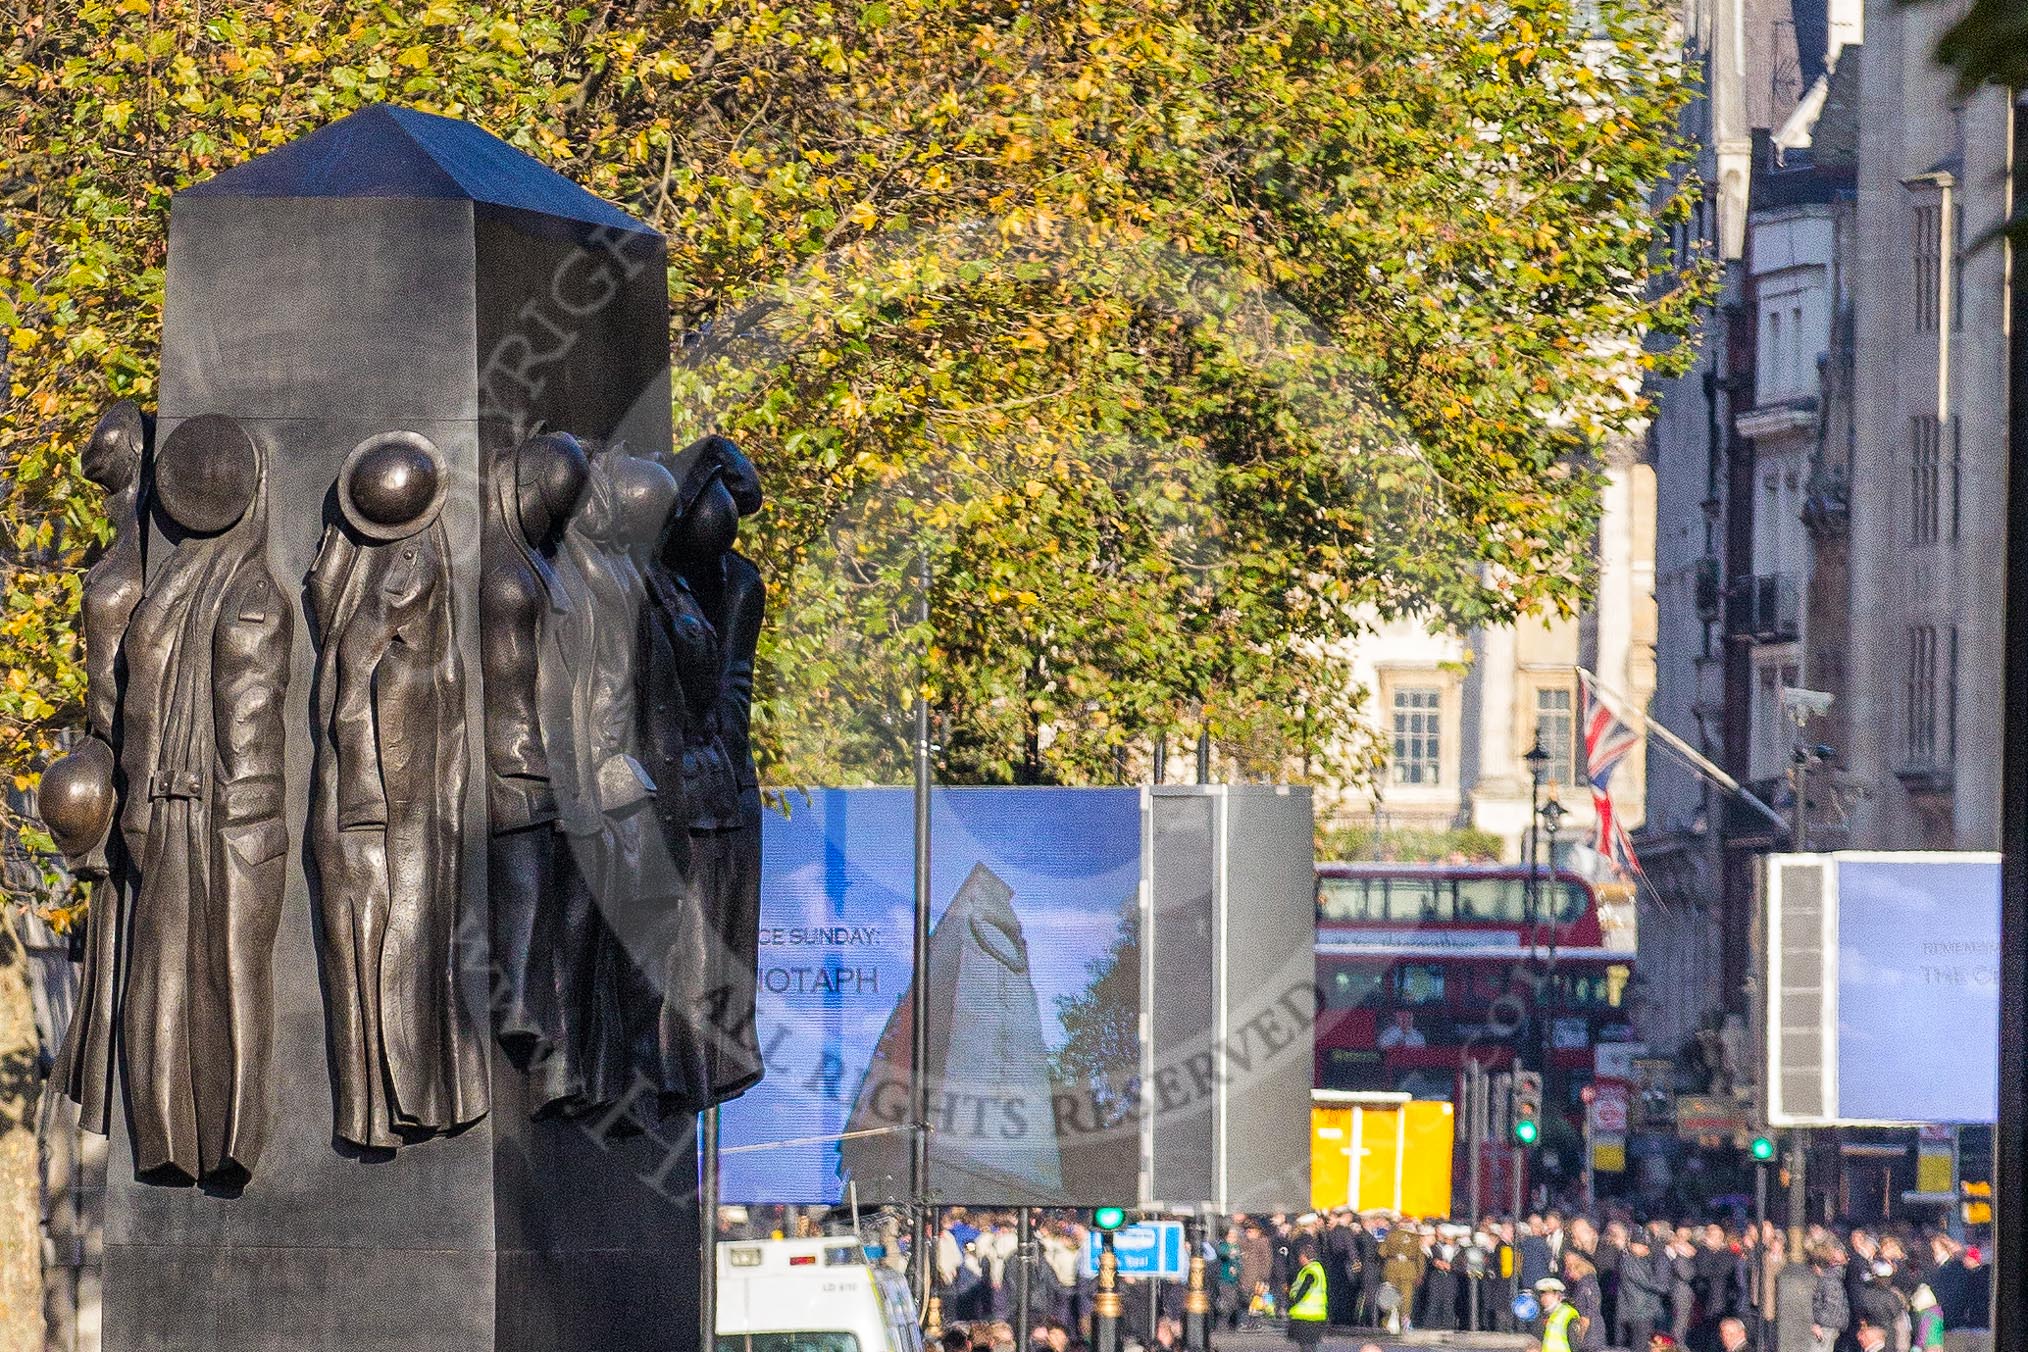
[
  {"xmin": 1751, "ymin": 1136, "xmax": 1776, "ymax": 1162},
  {"xmin": 1092, "ymin": 1206, "xmax": 1128, "ymax": 1232},
  {"xmin": 1513, "ymin": 1119, "xmax": 1539, "ymax": 1146}
]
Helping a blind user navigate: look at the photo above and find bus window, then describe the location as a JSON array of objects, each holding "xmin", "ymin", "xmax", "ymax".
[
  {"xmin": 1455, "ymin": 877, "xmax": 1526, "ymax": 923},
  {"xmin": 1393, "ymin": 964, "xmax": 1445, "ymax": 1006},
  {"xmin": 1324, "ymin": 968, "xmax": 1385, "ymax": 1009},
  {"xmin": 1388, "ymin": 875, "xmax": 1449, "ymax": 922},
  {"xmin": 1317, "ymin": 877, "xmax": 1373, "ymax": 920}
]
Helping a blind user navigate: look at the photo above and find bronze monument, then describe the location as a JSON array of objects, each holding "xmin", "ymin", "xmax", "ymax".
[{"xmin": 34, "ymin": 103, "xmax": 744, "ymax": 1350}]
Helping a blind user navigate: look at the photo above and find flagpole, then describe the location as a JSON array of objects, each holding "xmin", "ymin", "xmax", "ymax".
[{"xmin": 1575, "ymin": 667, "xmax": 1791, "ymax": 838}]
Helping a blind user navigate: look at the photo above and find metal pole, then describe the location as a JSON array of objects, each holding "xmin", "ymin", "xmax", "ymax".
[
  {"xmin": 1195, "ymin": 729, "xmax": 1211, "ymax": 784},
  {"xmin": 1787, "ymin": 1140, "xmax": 1807, "ymax": 1255},
  {"xmin": 2002, "ymin": 93, "xmax": 2028, "ymax": 1352},
  {"xmin": 1511, "ymin": 1142, "xmax": 1524, "ymax": 1310},
  {"xmin": 1148, "ymin": 1266, "xmax": 1161, "ymax": 1346},
  {"xmin": 1466, "ymin": 1061, "xmax": 1482, "ymax": 1333},
  {"xmin": 1096, "ymin": 1234, "xmax": 1122, "ymax": 1352},
  {"xmin": 1185, "ymin": 1215, "xmax": 1211, "ymax": 1352},
  {"xmin": 1754, "ymin": 1160, "xmax": 1769, "ymax": 1297},
  {"xmin": 1581, "ymin": 1093, "xmax": 1594, "ymax": 1212},
  {"xmin": 909, "ymin": 547, "xmax": 934, "ymax": 1311},
  {"xmin": 1793, "ymin": 749, "xmax": 1809, "ymax": 851},
  {"xmin": 701, "ymin": 1106, "xmax": 720, "ymax": 1352},
  {"xmin": 1467, "ymin": 1061, "xmax": 1483, "ymax": 1228},
  {"xmin": 1016, "ymin": 1208, "xmax": 1034, "ymax": 1348},
  {"xmin": 1542, "ymin": 821, "xmax": 1562, "ymax": 1164}
]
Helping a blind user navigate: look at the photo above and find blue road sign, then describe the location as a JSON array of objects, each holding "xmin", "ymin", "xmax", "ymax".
[{"xmin": 1083, "ymin": 1221, "xmax": 1187, "ymax": 1279}]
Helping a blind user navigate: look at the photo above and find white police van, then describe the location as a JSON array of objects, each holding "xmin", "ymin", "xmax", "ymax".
[{"xmin": 717, "ymin": 1238, "xmax": 926, "ymax": 1352}]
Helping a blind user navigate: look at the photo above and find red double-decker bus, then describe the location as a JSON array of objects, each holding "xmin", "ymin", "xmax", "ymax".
[{"xmin": 1313, "ymin": 862, "xmax": 1638, "ymax": 1117}]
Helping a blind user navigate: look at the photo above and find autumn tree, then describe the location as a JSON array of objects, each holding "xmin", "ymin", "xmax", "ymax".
[{"xmin": 0, "ymin": 0, "xmax": 1702, "ymax": 1335}]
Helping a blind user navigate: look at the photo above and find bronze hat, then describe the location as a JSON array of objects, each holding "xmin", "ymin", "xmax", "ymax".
[
  {"xmin": 338, "ymin": 430, "xmax": 449, "ymax": 542},
  {"xmin": 153, "ymin": 414, "xmax": 258, "ymax": 535}
]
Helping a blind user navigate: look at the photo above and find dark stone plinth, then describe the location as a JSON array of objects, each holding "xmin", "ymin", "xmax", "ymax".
[{"xmin": 101, "ymin": 105, "xmax": 697, "ymax": 1352}]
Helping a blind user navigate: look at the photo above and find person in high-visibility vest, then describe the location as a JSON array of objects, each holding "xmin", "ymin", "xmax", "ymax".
[
  {"xmin": 1285, "ymin": 1243, "xmax": 1329, "ymax": 1348},
  {"xmin": 1536, "ymin": 1277, "xmax": 1582, "ymax": 1352}
]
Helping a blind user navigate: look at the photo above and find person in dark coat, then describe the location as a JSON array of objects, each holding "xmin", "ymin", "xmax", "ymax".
[
  {"xmin": 1809, "ymin": 1244, "xmax": 1851, "ymax": 1352},
  {"xmin": 1666, "ymin": 1232, "xmax": 1698, "ymax": 1345},
  {"xmin": 1321, "ymin": 1214, "xmax": 1358, "ymax": 1327},
  {"xmin": 1563, "ymin": 1251, "xmax": 1607, "ymax": 1352},
  {"xmin": 1237, "ymin": 1222, "xmax": 1273, "ymax": 1325},
  {"xmin": 1518, "ymin": 1219, "xmax": 1554, "ymax": 1291},
  {"xmin": 1616, "ymin": 1233, "xmax": 1669, "ymax": 1352},
  {"xmin": 1594, "ymin": 1220, "xmax": 1628, "ymax": 1335},
  {"xmin": 1951, "ymin": 1246, "xmax": 1991, "ymax": 1331},
  {"xmin": 1418, "ymin": 1233, "xmax": 1461, "ymax": 1331},
  {"xmin": 1351, "ymin": 1214, "xmax": 1384, "ymax": 1326},
  {"xmin": 1694, "ymin": 1223, "xmax": 1744, "ymax": 1330},
  {"xmin": 1851, "ymin": 1262, "xmax": 1908, "ymax": 1347}
]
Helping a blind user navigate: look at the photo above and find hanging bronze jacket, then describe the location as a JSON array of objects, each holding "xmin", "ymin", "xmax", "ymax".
[
  {"xmin": 116, "ymin": 417, "xmax": 290, "ymax": 1186},
  {"xmin": 48, "ymin": 401, "xmax": 151, "ymax": 1135},
  {"xmin": 307, "ymin": 473, "xmax": 486, "ymax": 1149},
  {"xmin": 480, "ymin": 435, "xmax": 584, "ymax": 1077}
]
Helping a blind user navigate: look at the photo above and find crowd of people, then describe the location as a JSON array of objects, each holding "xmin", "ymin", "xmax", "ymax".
[
  {"xmin": 1221, "ymin": 1208, "xmax": 1990, "ymax": 1351},
  {"xmin": 901, "ymin": 1205, "xmax": 1991, "ymax": 1352}
]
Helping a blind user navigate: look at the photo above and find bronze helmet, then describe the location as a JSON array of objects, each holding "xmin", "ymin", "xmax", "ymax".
[
  {"xmin": 338, "ymin": 431, "xmax": 448, "ymax": 541},
  {"xmin": 512, "ymin": 432, "xmax": 590, "ymax": 549},
  {"xmin": 608, "ymin": 449, "xmax": 679, "ymax": 550},
  {"xmin": 153, "ymin": 414, "xmax": 258, "ymax": 535},
  {"xmin": 39, "ymin": 738, "xmax": 117, "ymax": 862}
]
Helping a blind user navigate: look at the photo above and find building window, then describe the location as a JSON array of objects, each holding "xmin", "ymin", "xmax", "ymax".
[
  {"xmin": 1951, "ymin": 202, "xmax": 1965, "ymax": 332},
  {"xmin": 1910, "ymin": 414, "xmax": 1942, "ymax": 545},
  {"xmin": 1767, "ymin": 308, "xmax": 1784, "ymax": 394},
  {"xmin": 1753, "ymin": 659, "xmax": 1800, "ymax": 781},
  {"xmin": 1949, "ymin": 418, "xmax": 1962, "ymax": 542},
  {"xmin": 1534, "ymin": 687, "xmax": 1575, "ymax": 786},
  {"xmin": 1913, "ymin": 202, "xmax": 1943, "ymax": 333},
  {"xmin": 1947, "ymin": 625, "xmax": 1959, "ymax": 763},
  {"xmin": 1906, "ymin": 624, "xmax": 1940, "ymax": 768},
  {"xmin": 1391, "ymin": 687, "xmax": 1442, "ymax": 786}
]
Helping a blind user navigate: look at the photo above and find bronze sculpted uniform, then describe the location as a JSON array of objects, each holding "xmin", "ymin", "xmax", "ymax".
[
  {"xmin": 648, "ymin": 439, "xmax": 766, "ymax": 1102},
  {"xmin": 637, "ymin": 464, "xmax": 733, "ymax": 1108},
  {"xmin": 537, "ymin": 444, "xmax": 676, "ymax": 1111},
  {"xmin": 116, "ymin": 414, "xmax": 292, "ymax": 1185},
  {"xmin": 45, "ymin": 401, "xmax": 151, "ymax": 1136},
  {"xmin": 480, "ymin": 430, "xmax": 767, "ymax": 1118},
  {"xmin": 481, "ymin": 432, "xmax": 590, "ymax": 1103},
  {"xmin": 307, "ymin": 431, "xmax": 487, "ymax": 1148}
]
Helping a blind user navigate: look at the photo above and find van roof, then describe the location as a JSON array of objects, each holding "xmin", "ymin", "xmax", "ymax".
[{"xmin": 717, "ymin": 1236, "xmax": 874, "ymax": 1271}]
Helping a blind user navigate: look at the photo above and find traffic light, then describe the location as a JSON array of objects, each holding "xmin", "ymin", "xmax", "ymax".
[
  {"xmin": 1091, "ymin": 1206, "xmax": 1128, "ymax": 1233},
  {"xmin": 1513, "ymin": 1070, "xmax": 1543, "ymax": 1146},
  {"xmin": 1750, "ymin": 1135, "xmax": 1776, "ymax": 1162}
]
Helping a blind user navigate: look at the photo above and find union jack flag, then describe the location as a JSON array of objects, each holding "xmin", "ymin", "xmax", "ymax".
[{"xmin": 1579, "ymin": 670, "xmax": 1642, "ymax": 878}]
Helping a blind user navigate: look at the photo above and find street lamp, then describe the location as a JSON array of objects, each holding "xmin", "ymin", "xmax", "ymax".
[
  {"xmin": 1524, "ymin": 737, "xmax": 1550, "ymax": 929},
  {"xmin": 1536, "ymin": 787, "xmax": 1568, "ymax": 1171}
]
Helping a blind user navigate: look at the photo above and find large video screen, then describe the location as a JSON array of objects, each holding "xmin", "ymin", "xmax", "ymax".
[
  {"xmin": 1836, "ymin": 854, "xmax": 1999, "ymax": 1124},
  {"xmin": 718, "ymin": 787, "xmax": 1144, "ymax": 1205}
]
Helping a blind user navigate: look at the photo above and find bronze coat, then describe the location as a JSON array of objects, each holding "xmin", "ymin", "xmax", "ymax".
[
  {"xmin": 51, "ymin": 469, "xmax": 149, "ymax": 1133},
  {"xmin": 480, "ymin": 458, "xmax": 570, "ymax": 1065},
  {"xmin": 307, "ymin": 520, "xmax": 486, "ymax": 1148},
  {"xmin": 538, "ymin": 456, "xmax": 671, "ymax": 1111},
  {"xmin": 116, "ymin": 462, "xmax": 290, "ymax": 1185}
]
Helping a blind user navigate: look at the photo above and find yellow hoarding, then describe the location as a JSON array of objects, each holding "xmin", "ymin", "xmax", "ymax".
[{"xmin": 1311, "ymin": 1095, "xmax": 1454, "ymax": 1218}]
